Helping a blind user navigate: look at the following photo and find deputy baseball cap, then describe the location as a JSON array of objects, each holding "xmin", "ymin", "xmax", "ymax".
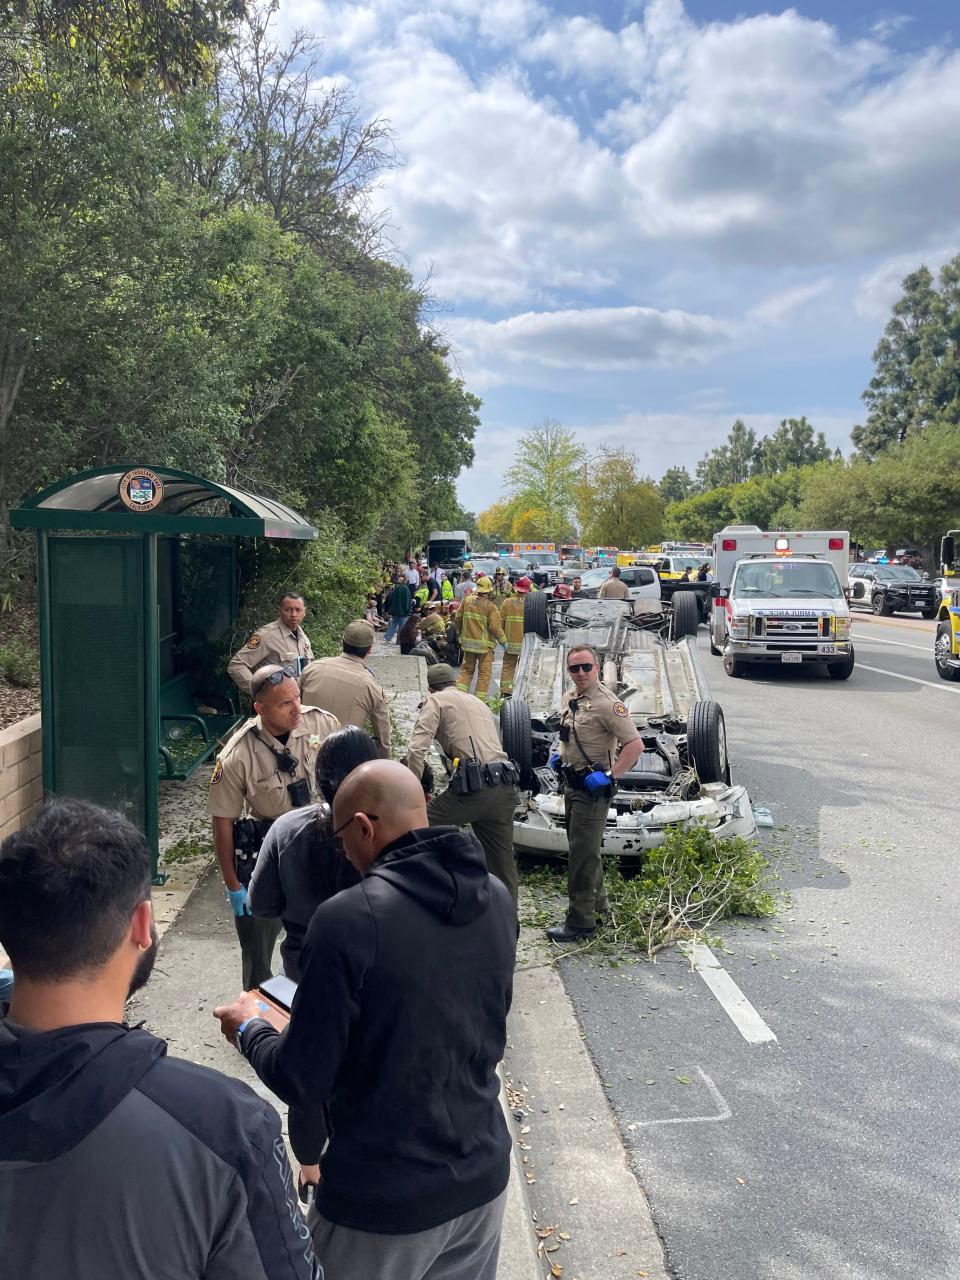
[
  {"xmin": 342, "ymin": 619, "xmax": 375, "ymax": 648},
  {"xmin": 475, "ymin": 575, "xmax": 493, "ymax": 593},
  {"xmin": 514, "ymin": 576, "xmax": 532, "ymax": 593},
  {"xmin": 427, "ymin": 663, "xmax": 458, "ymax": 689}
]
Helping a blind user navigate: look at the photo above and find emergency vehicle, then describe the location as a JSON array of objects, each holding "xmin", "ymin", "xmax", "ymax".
[
  {"xmin": 710, "ymin": 526, "xmax": 854, "ymax": 680},
  {"xmin": 934, "ymin": 531, "xmax": 960, "ymax": 681},
  {"xmin": 587, "ymin": 546, "xmax": 618, "ymax": 566}
]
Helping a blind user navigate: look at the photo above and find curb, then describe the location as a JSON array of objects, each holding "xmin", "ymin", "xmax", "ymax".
[
  {"xmin": 504, "ymin": 962, "xmax": 670, "ymax": 1280},
  {"xmin": 498, "ymin": 1067, "xmax": 547, "ymax": 1279}
]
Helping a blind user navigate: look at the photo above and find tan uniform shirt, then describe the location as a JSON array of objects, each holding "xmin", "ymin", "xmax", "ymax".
[
  {"xmin": 558, "ymin": 682, "xmax": 640, "ymax": 771},
  {"xmin": 208, "ymin": 706, "xmax": 340, "ymax": 820},
  {"xmin": 406, "ymin": 686, "xmax": 507, "ymax": 779},
  {"xmin": 227, "ymin": 619, "xmax": 315, "ymax": 695},
  {"xmin": 298, "ymin": 653, "xmax": 390, "ymax": 752},
  {"xmin": 597, "ymin": 577, "xmax": 630, "ymax": 601}
]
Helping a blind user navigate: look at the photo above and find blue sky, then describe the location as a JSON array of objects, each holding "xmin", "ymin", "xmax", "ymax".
[{"xmin": 275, "ymin": 1, "xmax": 960, "ymax": 511}]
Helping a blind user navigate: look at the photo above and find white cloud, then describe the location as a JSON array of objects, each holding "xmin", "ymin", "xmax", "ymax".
[
  {"xmin": 749, "ymin": 279, "xmax": 833, "ymax": 327},
  {"xmin": 854, "ymin": 246, "xmax": 959, "ymax": 320}
]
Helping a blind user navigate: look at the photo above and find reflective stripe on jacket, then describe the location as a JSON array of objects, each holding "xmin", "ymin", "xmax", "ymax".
[
  {"xmin": 454, "ymin": 594, "xmax": 506, "ymax": 653},
  {"xmin": 499, "ymin": 596, "xmax": 525, "ymax": 654}
]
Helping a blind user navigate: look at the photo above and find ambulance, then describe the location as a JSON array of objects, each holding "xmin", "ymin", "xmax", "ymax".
[{"xmin": 710, "ymin": 526, "xmax": 854, "ymax": 680}]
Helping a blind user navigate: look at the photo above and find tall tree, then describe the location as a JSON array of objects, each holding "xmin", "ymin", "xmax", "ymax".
[
  {"xmin": 658, "ymin": 465, "xmax": 694, "ymax": 504},
  {"xmin": 695, "ymin": 419, "xmax": 757, "ymax": 489},
  {"xmin": 578, "ymin": 449, "xmax": 663, "ymax": 548},
  {"xmin": 753, "ymin": 417, "xmax": 832, "ymax": 474},
  {"xmin": 852, "ymin": 261, "xmax": 960, "ymax": 457},
  {"xmin": 503, "ymin": 420, "xmax": 583, "ymax": 543}
]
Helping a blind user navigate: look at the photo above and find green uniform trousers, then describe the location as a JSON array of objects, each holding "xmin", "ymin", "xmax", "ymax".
[
  {"xmin": 457, "ymin": 648, "xmax": 494, "ymax": 700},
  {"xmin": 564, "ymin": 786, "xmax": 611, "ymax": 930},
  {"xmin": 428, "ymin": 782, "xmax": 519, "ymax": 910},
  {"xmin": 234, "ymin": 913, "xmax": 282, "ymax": 991}
]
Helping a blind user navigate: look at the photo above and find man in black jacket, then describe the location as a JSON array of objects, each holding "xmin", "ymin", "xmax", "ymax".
[
  {"xmin": 214, "ymin": 760, "xmax": 516, "ymax": 1280},
  {"xmin": 0, "ymin": 799, "xmax": 316, "ymax": 1280}
]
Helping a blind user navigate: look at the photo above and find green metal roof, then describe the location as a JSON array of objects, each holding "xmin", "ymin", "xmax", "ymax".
[{"xmin": 11, "ymin": 466, "xmax": 316, "ymax": 540}]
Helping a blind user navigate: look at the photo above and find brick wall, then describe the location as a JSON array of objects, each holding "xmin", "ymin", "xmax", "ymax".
[{"xmin": 0, "ymin": 714, "xmax": 43, "ymax": 840}]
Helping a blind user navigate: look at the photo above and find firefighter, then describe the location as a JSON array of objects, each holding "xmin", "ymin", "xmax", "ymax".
[
  {"xmin": 499, "ymin": 575, "xmax": 531, "ymax": 696},
  {"xmin": 453, "ymin": 576, "xmax": 505, "ymax": 702}
]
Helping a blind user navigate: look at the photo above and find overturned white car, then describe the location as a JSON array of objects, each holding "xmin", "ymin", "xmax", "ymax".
[{"xmin": 501, "ymin": 595, "xmax": 756, "ymax": 859}]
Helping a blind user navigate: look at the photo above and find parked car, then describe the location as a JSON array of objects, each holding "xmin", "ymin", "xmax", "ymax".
[
  {"xmin": 848, "ymin": 564, "xmax": 938, "ymax": 618},
  {"xmin": 569, "ymin": 565, "xmax": 661, "ymax": 602}
]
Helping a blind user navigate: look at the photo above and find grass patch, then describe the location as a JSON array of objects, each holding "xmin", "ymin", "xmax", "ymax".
[
  {"xmin": 161, "ymin": 833, "xmax": 214, "ymax": 866},
  {"xmin": 0, "ymin": 635, "xmax": 37, "ymax": 688}
]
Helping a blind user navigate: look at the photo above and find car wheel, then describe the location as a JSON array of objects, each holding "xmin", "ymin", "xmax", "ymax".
[
  {"xmin": 671, "ymin": 590, "xmax": 700, "ymax": 639},
  {"xmin": 872, "ymin": 592, "xmax": 893, "ymax": 616},
  {"xmin": 935, "ymin": 622, "xmax": 960, "ymax": 681},
  {"xmin": 524, "ymin": 589, "xmax": 549, "ymax": 639},
  {"xmin": 687, "ymin": 700, "xmax": 727, "ymax": 782},
  {"xmin": 722, "ymin": 651, "xmax": 746, "ymax": 678},
  {"xmin": 500, "ymin": 697, "xmax": 534, "ymax": 787},
  {"xmin": 827, "ymin": 648, "xmax": 855, "ymax": 680},
  {"xmin": 922, "ymin": 608, "xmax": 938, "ymax": 620}
]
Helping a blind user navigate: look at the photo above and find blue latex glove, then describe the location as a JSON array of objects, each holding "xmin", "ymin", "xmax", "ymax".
[
  {"xmin": 584, "ymin": 769, "xmax": 612, "ymax": 795},
  {"xmin": 226, "ymin": 886, "xmax": 251, "ymax": 917},
  {"xmin": 549, "ymin": 752, "xmax": 562, "ymax": 771},
  {"xmin": 0, "ymin": 969, "xmax": 13, "ymax": 1003}
]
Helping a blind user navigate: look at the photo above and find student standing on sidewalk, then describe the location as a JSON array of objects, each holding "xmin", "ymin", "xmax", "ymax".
[{"xmin": 215, "ymin": 760, "xmax": 516, "ymax": 1280}]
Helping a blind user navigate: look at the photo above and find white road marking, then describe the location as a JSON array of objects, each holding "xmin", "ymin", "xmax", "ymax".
[
  {"xmin": 856, "ymin": 662, "xmax": 960, "ymax": 693},
  {"xmin": 681, "ymin": 941, "xmax": 778, "ymax": 1044},
  {"xmin": 632, "ymin": 1066, "xmax": 732, "ymax": 1128},
  {"xmin": 853, "ymin": 632, "xmax": 931, "ymax": 653}
]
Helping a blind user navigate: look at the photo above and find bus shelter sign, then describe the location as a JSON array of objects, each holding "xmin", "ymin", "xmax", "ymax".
[{"xmin": 118, "ymin": 468, "xmax": 164, "ymax": 512}]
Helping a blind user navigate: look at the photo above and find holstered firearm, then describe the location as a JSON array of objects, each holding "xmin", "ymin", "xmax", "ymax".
[{"xmin": 232, "ymin": 817, "xmax": 273, "ymax": 887}]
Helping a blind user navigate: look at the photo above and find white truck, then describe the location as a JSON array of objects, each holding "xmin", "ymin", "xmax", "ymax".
[{"xmin": 709, "ymin": 525, "xmax": 854, "ymax": 680}]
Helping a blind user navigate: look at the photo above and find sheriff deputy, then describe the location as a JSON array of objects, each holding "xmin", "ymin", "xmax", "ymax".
[
  {"xmin": 208, "ymin": 664, "xmax": 340, "ymax": 988},
  {"xmin": 298, "ymin": 620, "xmax": 390, "ymax": 755},
  {"xmin": 405, "ymin": 664, "xmax": 520, "ymax": 910},
  {"xmin": 227, "ymin": 592, "xmax": 314, "ymax": 695},
  {"xmin": 546, "ymin": 645, "xmax": 644, "ymax": 943}
]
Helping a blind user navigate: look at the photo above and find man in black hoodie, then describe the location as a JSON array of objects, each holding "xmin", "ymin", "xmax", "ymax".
[
  {"xmin": 0, "ymin": 798, "xmax": 316, "ymax": 1280},
  {"xmin": 214, "ymin": 760, "xmax": 517, "ymax": 1280}
]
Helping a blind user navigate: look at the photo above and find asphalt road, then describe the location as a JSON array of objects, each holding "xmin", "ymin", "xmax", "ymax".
[{"xmin": 560, "ymin": 610, "xmax": 960, "ymax": 1280}]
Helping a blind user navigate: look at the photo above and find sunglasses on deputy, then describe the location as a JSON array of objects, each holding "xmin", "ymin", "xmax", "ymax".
[
  {"xmin": 567, "ymin": 662, "xmax": 595, "ymax": 674},
  {"xmin": 251, "ymin": 664, "xmax": 297, "ymax": 696}
]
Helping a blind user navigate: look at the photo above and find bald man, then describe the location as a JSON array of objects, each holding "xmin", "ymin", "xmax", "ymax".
[{"xmin": 215, "ymin": 759, "xmax": 516, "ymax": 1280}]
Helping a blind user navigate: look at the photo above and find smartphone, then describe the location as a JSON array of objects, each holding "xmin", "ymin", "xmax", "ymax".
[{"xmin": 258, "ymin": 974, "xmax": 298, "ymax": 1012}]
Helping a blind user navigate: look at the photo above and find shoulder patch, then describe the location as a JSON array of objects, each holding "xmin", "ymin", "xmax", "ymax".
[
  {"xmin": 246, "ymin": 634, "xmax": 261, "ymax": 649},
  {"xmin": 612, "ymin": 701, "xmax": 629, "ymax": 717},
  {"xmin": 210, "ymin": 759, "xmax": 223, "ymax": 784}
]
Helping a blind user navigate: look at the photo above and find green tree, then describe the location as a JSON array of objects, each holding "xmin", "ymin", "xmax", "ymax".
[
  {"xmin": 658, "ymin": 465, "xmax": 694, "ymax": 504},
  {"xmin": 695, "ymin": 419, "xmax": 757, "ymax": 489},
  {"xmin": 753, "ymin": 417, "xmax": 833, "ymax": 474},
  {"xmin": 852, "ymin": 261, "xmax": 960, "ymax": 457},
  {"xmin": 503, "ymin": 420, "xmax": 583, "ymax": 543},
  {"xmin": 663, "ymin": 487, "xmax": 737, "ymax": 541},
  {"xmin": 578, "ymin": 449, "xmax": 663, "ymax": 548}
]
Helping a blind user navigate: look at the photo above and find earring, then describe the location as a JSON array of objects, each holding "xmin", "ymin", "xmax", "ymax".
[{"xmin": 138, "ymin": 942, "xmax": 149, "ymax": 952}]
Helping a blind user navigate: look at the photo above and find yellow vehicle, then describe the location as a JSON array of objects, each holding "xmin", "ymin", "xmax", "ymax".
[
  {"xmin": 934, "ymin": 531, "xmax": 960, "ymax": 681},
  {"xmin": 616, "ymin": 550, "xmax": 642, "ymax": 567}
]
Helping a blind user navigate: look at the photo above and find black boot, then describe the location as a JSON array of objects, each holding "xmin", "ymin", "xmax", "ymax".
[{"xmin": 546, "ymin": 922, "xmax": 597, "ymax": 944}]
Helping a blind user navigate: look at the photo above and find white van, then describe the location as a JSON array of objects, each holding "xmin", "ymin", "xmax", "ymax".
[{"xmin": 709, "ymin": 527, "xmax": 854, "ymax": 680}]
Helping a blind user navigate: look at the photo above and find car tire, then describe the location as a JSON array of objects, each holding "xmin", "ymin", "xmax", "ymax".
[
  {"xmin": 687, "ymin": 700, "xmax": 727, "ymax": 783},
  {"xmin": 872, "ymin": 592, "xmax": 893, "ymax": 616},
  {"xmin": 722, "ymin": 651, "xmax": 746, "ymax": 678},
  {"xmin": 827, "ymin": 648, "xmax": 855, "ymax": 680},
  {"xmin": 935, "ymin": 622, "xmax": 960, "ymax": 682},
  {"xmin": 524, "ymin": 589, "xmax": 549, "ymax": 639},
  {"xmin": 500, "ymin": 697, "xmax": 534, "ymax": 788},
  {"xmin": 922, "ymin": 608, "xmax": 938, "ymax": 620},
  {"xmin": 671, "ymin": 590, "xmax": 700, "ymax": 639}
]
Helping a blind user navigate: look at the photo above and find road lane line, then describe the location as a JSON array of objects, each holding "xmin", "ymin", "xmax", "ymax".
[
  {"xmin": 856, "ymin": 662, "xmax": 960, "ymax": 693},
  {"xmin": 680, "ymin": 942, "xmax": 778, "ymax": 1045},
  {"xmin": 853, "ymin": 633, "xmax": 931, "ymax": 652},
  {"xmin": 632, "ymin": 1067, "xmax": 732, "ymax": 1128}
]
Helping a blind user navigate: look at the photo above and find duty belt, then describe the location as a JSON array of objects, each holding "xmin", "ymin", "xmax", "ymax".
[{"xmin": 232, "ymin": 817, "xmax": 273, "ymax": 886}]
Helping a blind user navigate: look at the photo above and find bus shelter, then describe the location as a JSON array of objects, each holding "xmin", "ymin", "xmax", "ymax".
[{"xmin": 11, "ymin": 465, "xmax": 316, "ymax": 880}]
